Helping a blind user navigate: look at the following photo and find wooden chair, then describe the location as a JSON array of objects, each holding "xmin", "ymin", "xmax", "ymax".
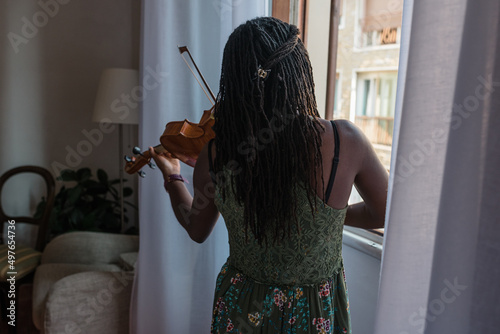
[
  {"xmin": 0, "ymin": 166, "xmax": 55, "ymax": 330},
  {"xmin": 0, "ymin": 166, "xmax": 56, "ymax": 252}
]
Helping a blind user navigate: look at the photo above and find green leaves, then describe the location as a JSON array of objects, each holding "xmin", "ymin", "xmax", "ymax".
[
  {"xmin": 66, "ymin": 186, "xmax": 83, "ymax": 206},
  {"xmin": 58, "ymin": 169, "xmax": 77, "ymax": 181},
  {"xmin": 76, "ymin": 168, "xmax": 91, "ymax": 182},
  {"xmin": 123, "ymin": 187, "xmax": 133, "ymax": 197},
  {"xmin": 36, "ymin": 167, "xmax": 137, "ymax": 237},
  {"xmin": 97, "ymin": 169, "xmax": 108, "ymax": 183}
]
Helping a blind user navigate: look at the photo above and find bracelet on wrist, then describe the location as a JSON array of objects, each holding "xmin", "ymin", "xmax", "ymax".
[{"xmin": 163, "ymin": 174, "xmax": 188, "ymax": 191}]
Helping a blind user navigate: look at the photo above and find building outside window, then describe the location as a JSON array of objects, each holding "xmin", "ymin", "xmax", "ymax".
[
  {"xmin": 338, "ymin": 0, "xmax": 402, "ymax": 168},
  {"xmin": 357, "ymin": 0, "xmax": 403, "ymax": 49},
  {"xmin": 305, "ymin": 0, "xmax": 402, "ymax": 227},
  {"xmin": 355, "ymin": 71, "xmax": 397, "ymax": 147},
  {"xmin": 333, "ymin": 73, "xmax": 341, "ymax": 118},
  {"xmin": 278, "ymin": 0, "xmax": 403, "ymax": 232}
]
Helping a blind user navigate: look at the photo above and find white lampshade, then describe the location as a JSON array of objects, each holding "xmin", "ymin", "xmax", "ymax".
[{"xmin": 92, "ymin": 68, "xmax": 140, "ymax": 124}]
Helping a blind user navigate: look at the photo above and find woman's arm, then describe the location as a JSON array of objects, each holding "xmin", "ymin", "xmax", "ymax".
[
  {"xmin": 343, "ymin": 122, "xmax": 389, "ymax": 229},
  {"xmin": 149, "ymin": 144, "xmax": 220, "ymax": 243}
]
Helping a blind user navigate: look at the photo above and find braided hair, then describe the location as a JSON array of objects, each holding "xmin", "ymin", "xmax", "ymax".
[{"xmin": 213, "ymin": 17, "xmax": 324, "ymax": 245}]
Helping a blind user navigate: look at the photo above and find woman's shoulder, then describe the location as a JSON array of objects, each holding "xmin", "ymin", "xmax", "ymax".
[
  {"xmin": 317, "ymin": 118, "xmax": 373, "ymax": 178},
  {"xmin": 317, "ymin": 118, "xmax": 369, "ymax": 149}
]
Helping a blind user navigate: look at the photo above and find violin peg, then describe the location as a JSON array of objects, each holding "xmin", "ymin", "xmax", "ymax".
[
  {"xmin": 137, "ymin": 171, "xmax": 146, "ymax": 178},
  {"xmin": 124, "ymin": 155, "xmax": 134, "ymax": 163},
  {"xmin": 133, "ymin": 146, "xmax": 143, "ymax": 156},
  {"xmin": 148, "ymin": 162, "xmax": 156, "ymax": 169}
]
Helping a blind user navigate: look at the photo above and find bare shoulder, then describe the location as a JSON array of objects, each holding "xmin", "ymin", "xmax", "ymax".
[
  {"xmin": 334, "ymin": 119, "xmax": 367, "ymax": 142},
  {"xmin": 318, "ymin": 119, "xmax": 370, "ymax": 150}
]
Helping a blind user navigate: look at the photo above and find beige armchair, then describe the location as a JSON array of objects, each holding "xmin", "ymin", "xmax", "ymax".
[{"xmin": 32, "ymin": 231, "xmax": 138, "ymax": 334}]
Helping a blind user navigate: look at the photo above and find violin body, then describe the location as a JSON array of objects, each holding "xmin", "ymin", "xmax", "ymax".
[
  {"xmin": 124, "ymin": 45, "xmax": 216, "ymax": 175},
  {"xmin": 160, "ymin": 106, "xmax": 215, "ymax": 167}
]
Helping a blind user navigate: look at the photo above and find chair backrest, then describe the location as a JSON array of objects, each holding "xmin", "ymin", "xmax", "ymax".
[{"xmin": 0, "ymin": 166, "xmax": 56, "ymax": 251}]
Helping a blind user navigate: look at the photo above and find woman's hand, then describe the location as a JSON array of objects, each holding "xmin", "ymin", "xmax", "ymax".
[{"xmin": 148, "ymin": 147, "xmax": 181, "ymax": 177}]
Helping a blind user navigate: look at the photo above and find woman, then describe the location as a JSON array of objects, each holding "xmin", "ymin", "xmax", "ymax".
[{"xmin": 150, "ymin": 17, "xmax": 388, "ymax": 334}]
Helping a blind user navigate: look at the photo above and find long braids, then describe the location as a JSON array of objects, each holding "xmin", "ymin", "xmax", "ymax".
[{"xmin": 213, "ymin": 17, "xmax": 324, "ymax": 246}]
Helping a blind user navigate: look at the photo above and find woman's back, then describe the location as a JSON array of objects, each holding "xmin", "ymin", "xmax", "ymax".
[
  {"xmin": 215, "ymin": 170, "xmax": 347, "ymax": 285},
  {"xmin": 212, "ymin": 186, "xmax": 351, "ymax": 333},
  {"xmin": 150, "ymin": 16, "xmax": 387, "ymax": 334},
  {"xmin": 210, "ymin": 120, "xmax": 353, "ymax": 333}
]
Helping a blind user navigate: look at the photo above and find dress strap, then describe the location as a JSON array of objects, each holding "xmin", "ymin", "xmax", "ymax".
[
  {"xmin": 325, "ymin": 120, "xmax": 340, "ymax": 202},
  {"xmin": 208, "ymin": 139, "xmax": 216, "ymax": 184}
]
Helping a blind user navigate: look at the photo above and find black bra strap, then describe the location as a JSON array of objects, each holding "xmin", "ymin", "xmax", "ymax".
[
  {"xmin": 207, "ymin": 139, "xmax": 216, "ymax": 184},
  {"xmin": 325, "ymin": 120, "xmax": 340, "ymax": 202}
]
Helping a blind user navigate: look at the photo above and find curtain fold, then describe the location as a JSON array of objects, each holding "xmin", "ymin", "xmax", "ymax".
[
  {"xmin": 130, "ymin": 1, "xmax": 267, "ymax": 333},
  {"xmin": 375, "ymin": 0, "xmax": 500, "ymax": 333}
]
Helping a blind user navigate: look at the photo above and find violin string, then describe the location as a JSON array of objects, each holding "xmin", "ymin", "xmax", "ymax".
[{"xmin": 180, "ymin": 54, "xmax": 215, "ymax": 106}]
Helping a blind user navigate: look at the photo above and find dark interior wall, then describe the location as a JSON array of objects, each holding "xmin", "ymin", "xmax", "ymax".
[{"xmin": 0, "ymin": 0, "xmax": 140, "ymax": 227}]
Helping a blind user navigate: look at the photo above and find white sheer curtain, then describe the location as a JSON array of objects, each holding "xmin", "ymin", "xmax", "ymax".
[
  {"xmin": 130, "ymin": 1, "xmax": 267, "ymax": 333},
  {"xmin": 375, "ymin": 0, "xmax": 500, "ymax": 333}
]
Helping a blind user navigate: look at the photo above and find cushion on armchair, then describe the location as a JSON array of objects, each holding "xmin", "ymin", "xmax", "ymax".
[
  {"xmin": 32, "ymin": 263, "xmax": 122, "ymax": 330},
  {"xmin": 32, "ymin": 231, "xmax": 139, "ymax": 331},
  {"xmin": 119, "ymin": 252, "xmax": 138, "ymax": 271},
  {"xmin": 43, "ymin": 271, "xmax": 134, "ymax": 334},
  {"xmin": 41, "ymin": 231, "xmax": 139, "ymax": 265}
]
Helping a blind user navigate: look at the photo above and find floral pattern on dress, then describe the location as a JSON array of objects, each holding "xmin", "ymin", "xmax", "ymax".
[
  {"xmin": 211, "ymin": 172, "xmax": 351, "ymax": 333},
  {"xmin": 211, "ymin": 263, "xmax": 351, "ymax": 334}
]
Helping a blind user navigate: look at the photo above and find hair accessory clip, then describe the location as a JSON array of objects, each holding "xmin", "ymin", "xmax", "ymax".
[{"xmin": 257, "ymin": 65, "xmax": 271, "ymax": 80}]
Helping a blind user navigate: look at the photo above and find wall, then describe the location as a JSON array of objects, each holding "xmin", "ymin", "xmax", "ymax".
[
  {"xmin": 0, "ymin": 0, "xmax": 140, "ymax": 230},
  {"xmin": 343, "ymin": 240, "xmax": 382, "ymax": 334},
  {"xmin": 306, "ymin": 0, "xmax": 331, "ymax": 118}
]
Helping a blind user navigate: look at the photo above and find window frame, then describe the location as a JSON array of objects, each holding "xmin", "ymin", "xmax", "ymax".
[
  {"xmin": 343, "ymin": 226, "xmax": 383, "ymax": 259},
  {"xmin": 272, "ymin": 0, "xmax": 309, "ymax": 45},
  {"xmin": 272, "ymin": 0, "xmax": 340, "ymax": 120}
]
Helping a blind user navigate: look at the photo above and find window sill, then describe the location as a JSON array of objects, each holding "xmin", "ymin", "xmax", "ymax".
[
  {"xmin": 353, "ymin": 44, "xmax": 400, "ymax": 53},
  {"xmin": 342, "ymin": 226, "xmax": 383, "ymax": 260}
]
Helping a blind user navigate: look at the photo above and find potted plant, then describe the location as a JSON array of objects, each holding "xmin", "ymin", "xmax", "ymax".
[{"xmin": 35, "ymin": 167, "xmax": 137, "ymax": 237}]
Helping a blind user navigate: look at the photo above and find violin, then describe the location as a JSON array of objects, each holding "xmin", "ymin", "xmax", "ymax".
[{"xmin": 124, "ymin": 46, "xmax": 216, "ymax": 176}]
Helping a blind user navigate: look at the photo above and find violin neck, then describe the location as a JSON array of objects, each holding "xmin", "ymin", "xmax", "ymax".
[{"xmin": 124, "ymin": 144, "xmax": 166, "ymax": 175}]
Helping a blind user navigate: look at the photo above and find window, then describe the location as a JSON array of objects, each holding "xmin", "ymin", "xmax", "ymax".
[
  {"xmin": 354, "ymin": 71, "xmax": 396, "ymax": 171},
  {"xmin": 361, "ymin": 27, "xmax": 401, "ymax": 47},
  {"xmin": 274, "ymin": 0, "xmax": 399, "ymax": 237},
  {"xmin": 355, "ymin": 72, "xmax": 397, "ymax": 115},
  {"xmin": 357, "ymin": 0, "xmax": 403, "ymax": 48}
]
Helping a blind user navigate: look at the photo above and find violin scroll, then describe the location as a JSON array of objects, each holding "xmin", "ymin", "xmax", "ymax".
[{"xmin": 124, "ymin": 145, "xmax": 166, "ymax": 177}]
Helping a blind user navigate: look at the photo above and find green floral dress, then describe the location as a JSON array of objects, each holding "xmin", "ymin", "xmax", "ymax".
[{"xmin": 211, "ymin": 176, "xmax": 351, "ymax": 334}]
